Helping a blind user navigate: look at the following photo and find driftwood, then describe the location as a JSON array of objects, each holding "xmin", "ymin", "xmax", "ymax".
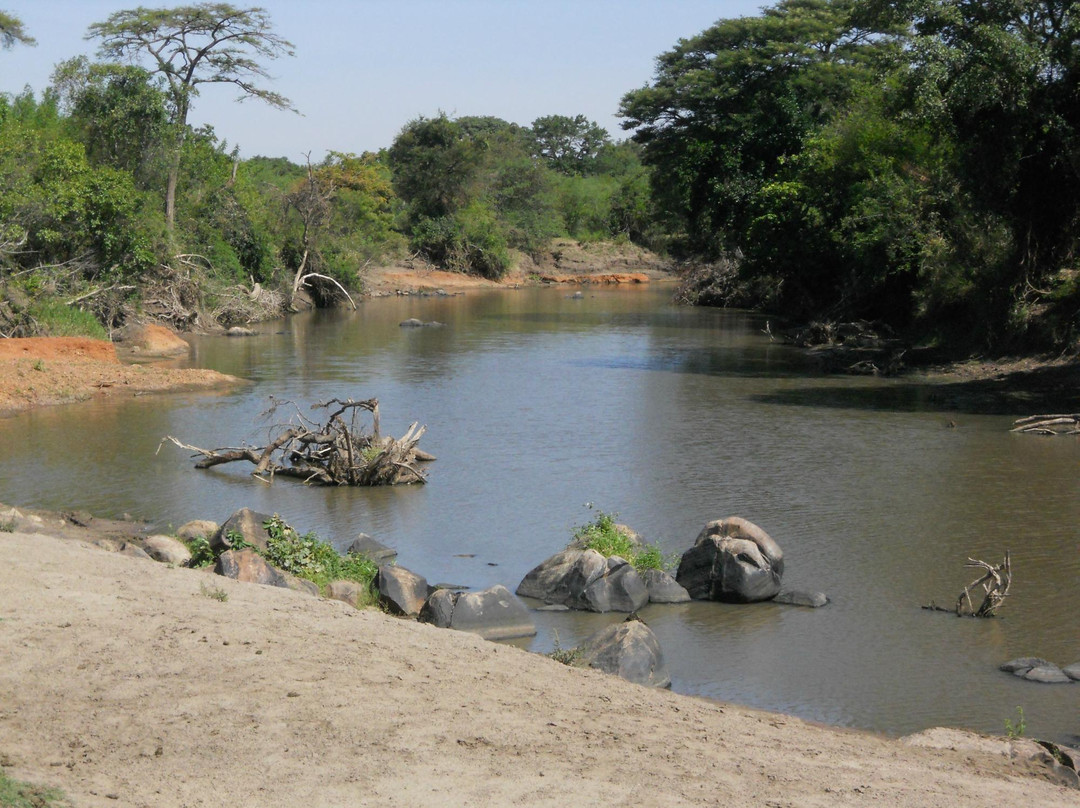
[
  {"xmin": 158, "ymin": 397, "xmax": 433, "ymax": 486},
  {"xmin": 923, "ymin": 553, "xmax": 1012, "ymax": 617},
  {"xmin": 1011, "ymin": 414, "xmax": 1080, "ymax": 435}
]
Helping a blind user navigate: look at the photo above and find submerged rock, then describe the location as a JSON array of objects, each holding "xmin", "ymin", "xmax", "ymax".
[
  {"xmin": 1000, "ymin": 657, "xmax": 1055, "ymax": 676},
  {"xmin": 346, "ymin": 533, "xmax": 397, "ymax": 564},
  {"xmin": 773, "ymin": 589, "xmax": 829, "ymax": 608}
]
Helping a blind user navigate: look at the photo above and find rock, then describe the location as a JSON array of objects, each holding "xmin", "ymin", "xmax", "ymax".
[
  {"xmin": 641, "ymin": 568, "xmax": 690, "ymax": 604},
  {"xmin": 281, "ymin": 573, "xmax": 319, "ymax": 597},
  {"xmin": 375, "ymin": 565, "xmax": 430, "ymax": 617},
  {"xmin": 1011, "ymin": 739, "xmax": 1080, "ymax": 789},
  {"xmin": 1000, "ymin": 657, "xmax": 1054, "ymax": 675},
  {"xmin": 225, "ymin": 326, "xmax": 257, "ymax": 337},
  {"xmin": 118, "ymin": 323, "xmax": 189, "ymax": 357},
  {"xmin": 1025, "ymin": 664, "xmax": 1072, "ymax": 684},
  {"xmin": 211, "ymin": 508, "xmax": 276, "ymax": 555},
  {"xmin": 419, "ymin": 585, "xmax": 536, "ymax": 641},
  {"xmin": 1064, "ymin": 662, "xmax": 1080, "ymax": 681},
  {"xmin": 214, "ymin": 548, "xmax": 289, "ymax": 588},
  {"xmin": 773, "ymin": 589, "xmax": 829, "ymax": 608},
  {"xmin": 675, "ymin": 517, "xmax": 784, "ymax": 603},
  {"xmin": 399, "ymin": 318, "xmax": 444, "ymax": 328},
  {"xmin": 577, "ymin": 616, "xmax": 671, "ymax": 688},
  {"xmin": 328, "ymin": 579, "xmax": 368, "ymax": 607},
  {"xmin": 143, "ymin": 535, "xmax": 192, "ymax": 566},
  {"xmin": 345, "ymin": 533, "xmax": 397, "ymax": 564},
  {"xmin": 516, "ymin": 549, "xmax": 648, "ymax": 613},
  {"xmin": 118, "ymin": 541, "xmax": 152, "ymax": 560},
  {"xmin": 176, "ymin": 520, "xmax": 219, "ymax": 542}
]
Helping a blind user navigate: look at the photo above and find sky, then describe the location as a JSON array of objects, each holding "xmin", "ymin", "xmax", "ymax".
[{"xmin": 0, "ymin": 1, "xmax": 765, "ymax": 161}]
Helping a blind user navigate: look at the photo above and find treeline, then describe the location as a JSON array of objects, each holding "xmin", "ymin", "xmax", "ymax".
[
  {"xmin": 623, "ymin": 0, "xmax": 1080, "ymax": 352},
  {"xmin": 0, "ymin": 5, "xmax": 654, "ymax": 336},
  {"xmin": 4, "ymin": 0, "xmax": 1080, "ymax": 356}
]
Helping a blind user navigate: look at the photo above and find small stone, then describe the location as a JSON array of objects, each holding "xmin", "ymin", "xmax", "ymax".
[
  {"xmin": 1024, "ymin": 664, "xmax": 1071, "ymax": 684},
  {"xmin": 1062, "ymin": 662, "xmax": 1080, "ymax": 681}
]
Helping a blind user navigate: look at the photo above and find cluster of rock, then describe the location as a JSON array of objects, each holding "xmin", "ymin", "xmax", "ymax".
[
  {"xmin": 1000, "ymin": 657, "xmax": 1080, "ymax": 684},
  {"xmin": 516, "ymin": 516, "xmax": 826, "ymax": 613},
  {"xmin": 516, "ymin": 516, "xmax": 827, "ymax": 688},
  {"xmin": 142, "ymin": 507, "xmax": 540, "ymax": 643}
]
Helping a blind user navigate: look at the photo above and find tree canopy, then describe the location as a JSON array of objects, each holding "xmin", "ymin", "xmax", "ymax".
[{"xmin": 0, "ymin": 11, "xmax": 34, "ymax": 49}]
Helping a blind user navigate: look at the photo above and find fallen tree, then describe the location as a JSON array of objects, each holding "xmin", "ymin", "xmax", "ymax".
[
  {"xmin": 922, "ymin": 553, "xmax": 1012, "ymax": 617},
  {"xmin": 1011, "ymin": 414, "xmax": 1080, "ymax": 435},
  {"xmin": 158, "ymin": 397, "xmax": 433, "ymax": 486}
]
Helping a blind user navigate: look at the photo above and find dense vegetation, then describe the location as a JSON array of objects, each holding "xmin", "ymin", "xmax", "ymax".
[
  {"xmin": 3, "ymin": 1, "xmax": 1080, "ymax": 357},
  {"xmin": 622, "ymin": 0, "xmax": 1080, "ymax": 352}
]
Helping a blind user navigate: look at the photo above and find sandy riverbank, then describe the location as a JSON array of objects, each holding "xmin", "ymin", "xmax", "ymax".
[{"xmin": 0, "ymin": 512, "xmax": 1076, "ymax": 807}]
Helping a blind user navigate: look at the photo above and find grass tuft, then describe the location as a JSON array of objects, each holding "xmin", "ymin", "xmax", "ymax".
[
  {"xmin": 572, "ymin": 508, "xmax": 673, "ymax": 573},
  {"xmin": 0, "ymin": 766, "xmax": 71, "ymax": 807}
]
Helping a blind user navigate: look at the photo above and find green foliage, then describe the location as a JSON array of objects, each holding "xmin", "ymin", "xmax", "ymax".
[
  {"xmin": 0, "ymin": 11, "xmax": 35, "ymax": 48},
  {"xmin": 1004, "ymin": 705, "xmax": 1026, "ymax": 739},
  {"xmin": 183, "ymin": 535, "xmax": 215, "ymax": 568},
  {"xmin": 261, "ymin": 515, "xmax": 378, "ymax": 603},
  {"xmin": 26, "ymin": 300, "xmax": 108, "ymax": 338},
  {"xmin": 529, "ymin": 114, "xmax": 612, "ymax": 175},
  {"xmin": 572, "ymin": 509, "xmax": 670, "ymax": 573},
  {"xmin": 548, "ymin": 630, "xmax": 582, "ymax": 666},
  {"xmin": 0, "ymin": 766, "xmax": 69, "ymax": 808},
  {"xmin": 0, "ymin": 519, "xmax": 14, "ymax": 533}
]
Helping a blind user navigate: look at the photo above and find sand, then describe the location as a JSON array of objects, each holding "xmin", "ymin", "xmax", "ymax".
[{"xmin": 0, "ymin": 527, "xmax": 1074, "ymax": 808}]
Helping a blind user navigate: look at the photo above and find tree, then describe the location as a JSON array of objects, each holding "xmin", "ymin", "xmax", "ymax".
[
  {"xmin": 87, "ymin": 3, "xmax": 295, "ymax": 229},
  {"xmin": 530, "ymin": 114, "xmax": 612, "ymax": 175},
  {"xmin": 619, "ymin": 0, "xmax": 901, "ymax": 255},
  {"xmin": 0, "ymin": 11, "xmax": 35, "ymax": 48}
]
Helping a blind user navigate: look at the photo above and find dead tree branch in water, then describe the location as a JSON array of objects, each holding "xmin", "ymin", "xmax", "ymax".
[
  {"xmin": 1011, "ymin": 414, "xmax": 1080, "ymax": 435},
  {"xmin": 921, "ymin": 553, "xmax": 1012, "ymax": 617},
  {"xmin": 157, "ymin": 397, "xmax": 433, "ymax": 486}
]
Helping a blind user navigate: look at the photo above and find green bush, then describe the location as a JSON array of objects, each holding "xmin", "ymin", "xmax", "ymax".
[
  {"xmin": 572, "ymin": 509, "xmax": 671, "ymax": 573},
  {"xmin": 27, "ymin": 300, "xmax": 108, "ymax": 338},
  {"xmin": 262, "ymin": 515, "xmax": 378, "ymax": 604}
]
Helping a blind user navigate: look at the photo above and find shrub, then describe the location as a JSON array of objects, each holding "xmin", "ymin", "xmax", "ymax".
[
  {"xmin": 27, "ymin": 300, "xmax": 108, "ymax": 338},
  {"xmin": 571, "ymin": 509, "xmax": 671, "ymax": 573},
  {"xmin": 262, "ymin": 515, "xmax": 378, "ymax": 604}
]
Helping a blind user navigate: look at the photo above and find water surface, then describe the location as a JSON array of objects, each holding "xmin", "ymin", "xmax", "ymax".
[{"xmin": 2, "ymin": 285, "xmax": 1077, "ymax": 743}]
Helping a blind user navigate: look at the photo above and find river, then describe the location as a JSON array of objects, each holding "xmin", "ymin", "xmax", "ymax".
[{"xmin": 2, "ymin": 285, "xmax": 1078, "ymax": 743}]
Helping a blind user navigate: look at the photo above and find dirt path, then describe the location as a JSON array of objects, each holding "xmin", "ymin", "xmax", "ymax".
[{"xmin": 0, "ymin": 525, "xmax": 1074, "ymax": 808}]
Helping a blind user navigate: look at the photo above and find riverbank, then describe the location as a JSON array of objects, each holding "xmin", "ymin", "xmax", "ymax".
[{"xmin": 0, "ymin": 515, "xmax": 1075, "ymax": 807}]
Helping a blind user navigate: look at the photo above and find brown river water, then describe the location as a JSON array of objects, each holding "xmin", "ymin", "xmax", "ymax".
[{"xmin": 1, "ymin": 285, "xmax": 1078, "ymax": 743}]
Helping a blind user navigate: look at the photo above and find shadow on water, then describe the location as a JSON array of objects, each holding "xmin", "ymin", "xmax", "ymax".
[{"xmin": 750, "ymin": 363, "xmax": 1080, "ymax": 416}]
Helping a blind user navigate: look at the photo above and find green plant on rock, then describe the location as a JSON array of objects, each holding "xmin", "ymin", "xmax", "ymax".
[
  {"xmin": 183, "ymin": 534, "xmax": 215, "ymax": 568},
  {"xmin": 547, "ymin": 629, "xmax": 582, "ymax": 666},
  {"xmin": 261, "ymin": 515, "xmax": 378, "ymax": 603},
  {"xmin": 571, "ymin": 508, "xmax": 672, "ymax": 573}
]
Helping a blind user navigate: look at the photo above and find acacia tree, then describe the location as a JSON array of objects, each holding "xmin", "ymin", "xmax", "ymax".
[
  {"xmin": 0, "ymin": 11, "xmax": 35, "ymax": 48},
  {"xmin": 87, "ymin": 3, "xmax": 294, "ymax": 229}
]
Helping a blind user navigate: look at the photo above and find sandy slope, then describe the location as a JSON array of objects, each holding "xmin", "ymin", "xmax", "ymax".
[{"xmin": 0, "ymin": 530, "xmax": 1073, "ymax": 808}]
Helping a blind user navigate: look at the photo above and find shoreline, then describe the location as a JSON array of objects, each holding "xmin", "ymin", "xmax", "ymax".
[{"xmin": 0, "ymin": 512, "xmax": 1076, "ymax": 806}]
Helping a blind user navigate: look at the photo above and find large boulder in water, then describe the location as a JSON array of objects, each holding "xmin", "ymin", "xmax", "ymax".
[
  {"xmin": 516, "ymin": 548, "xmax": 648, "ymax": 613},
  {"xmin": 577, "ymin": 616, "xmax": 671, "ymax": 688},
  {"xmin": 675, "ymin": 517, "xmax": 784, "ymax": 603},
  {"xmin": 419, "ymin": 585, "xmax": 536, "ymax": 641}
]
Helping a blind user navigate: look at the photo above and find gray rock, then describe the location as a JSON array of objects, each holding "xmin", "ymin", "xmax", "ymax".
[
  {"xmin": 577, "ymin": 617, "xmax": 671, "ymax": 688},
  {"xmin": 176, "ymin": 520, "xmax": 219, "ymax": 543},
  {"xmin": 642, "ymin": 568, "xmax": 690, "ymax": 604},
  {"xmin": 375, "ymin": 565, "xmax": 430, "ymax": 617},
  {"xmin": 212, "ymin": 508, "xmax": 276, "ymax": 555},
  {"xmin": 1063, "ymin": 662, "xmax": 1080, "ymax": 681},
  {"xmin": 773, "ymin": 589, "xmax": 829, "ymax": 608},
  {"xmin": 399, "ymin": 318, "xmax": 443, "ymax": 328},
  {"xmin": 345, "ymin": 533, "xmax": 397, "ymax": 563},
  {"xmin": 225, "ymin": 326, "xmax": 256, "ymax": 337},
  {"xmin": 419, "ymin": 585, "xmax": 536, "ymax": 641},
  {"xmin": 675, "ymin": 517, "xmax": 784, "ymax": 603},
  {"xmin": 143, "ymin": 535, "xmax": 193, "ymax": 566},
  {"xmin": 327, "ymin": 579, "xmax": 368, "ymax": 608},
  {"xmin": 119, "ymin": 542, "xmax": 152, "ymax": 560},
  {"xmin": 1000, "ymin": 657, "xmax": 1054, "ymax": 675},
  {"xmin": 516, "ymin": 549, "xmax": 648, "ymax": 613},
  {"xmin": 215, "ymin": 548, "xmax": 289, "ymax": 588},
  {"xmin": 1024, "ymin": 664, "xmax": 1072, "ymax": 684}
]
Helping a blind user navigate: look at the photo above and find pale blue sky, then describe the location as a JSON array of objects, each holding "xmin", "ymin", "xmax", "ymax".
[{"xmin": 1, "ymin": 1, "xmax": 765, "ymax": 161}]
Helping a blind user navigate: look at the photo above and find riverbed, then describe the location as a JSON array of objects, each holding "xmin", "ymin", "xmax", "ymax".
[{"xmin": 2, "ymin": 285, "xmax": 1077, "ymax": 743}]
